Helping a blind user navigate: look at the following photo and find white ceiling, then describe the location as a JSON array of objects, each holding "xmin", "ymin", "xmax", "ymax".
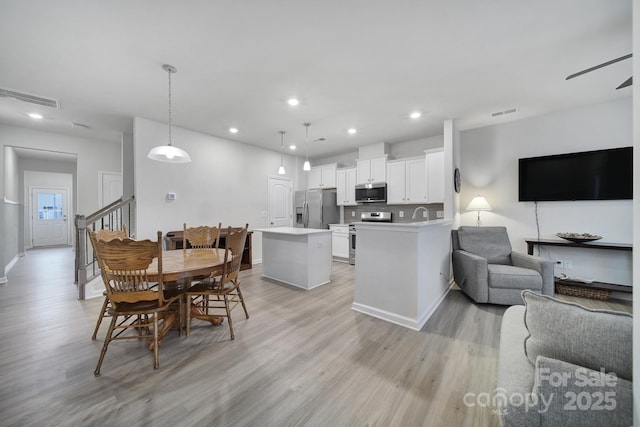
[{"xmin": 0, "ymin": 1, "xmax": 632, "ymax": 160}]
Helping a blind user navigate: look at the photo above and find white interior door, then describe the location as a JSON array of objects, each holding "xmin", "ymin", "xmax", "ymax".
[
  {"xmin": 31, "ymin": 188, "xmax": 69, "ymax": 247},
  {"xmin": 268, "ymin": 177, "xmax": 292, "ymax": 227},
  {"xmin": 99, "ymin": 171, "xmax": 123, "ymax": 207}
]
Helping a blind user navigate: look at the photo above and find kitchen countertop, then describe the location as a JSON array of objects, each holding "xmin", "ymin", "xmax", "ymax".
[{"xmin": 254, "ymin": 227, "xmax": 331, "ymax": 235}]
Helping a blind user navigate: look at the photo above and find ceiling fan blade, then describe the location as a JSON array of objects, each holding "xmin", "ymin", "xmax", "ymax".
[
  {"xmin": 616, "ymin": 77, "xmax": 632, "ymax": 90},
  {"xmin": 566, "ymin": 53, "xmax": 632, "ymax": 80}
]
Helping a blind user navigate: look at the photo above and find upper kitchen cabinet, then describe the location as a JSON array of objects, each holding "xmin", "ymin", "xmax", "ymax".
[
  {"xmin": 386, "ymin": 149, "xmax": 444, "ymax": 205},
  {"xmin": 387, "ymin": 158, "xmax": 428, "ymax": 204},
  {"xmin": 336, "ymin": 167, "xmax": 357, "ymax": 206},
  {"xmin": 426, "ymin": 149, "xmax": 444, "ymax": 203},
  {"xmin": 307, "ymin": 163, "xmax": 337, "ymax": 189},
  {"xmin": 356, "ymin": 156, "xmax": 387, "ymax": 184}
]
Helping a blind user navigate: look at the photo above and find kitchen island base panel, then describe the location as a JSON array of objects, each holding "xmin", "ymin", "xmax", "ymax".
[
  {"xmin": 353, "ymin": 220, "xmax": 453, "ymax": 330},
  {"xmin": 257, "ymin": 228, "xmax": 332, "ymax": 290}
]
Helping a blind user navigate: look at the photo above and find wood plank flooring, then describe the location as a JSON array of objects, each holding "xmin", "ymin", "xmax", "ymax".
[{"xmin": 0, "ymin": 247, "xmax": 631, "ymax": 427}]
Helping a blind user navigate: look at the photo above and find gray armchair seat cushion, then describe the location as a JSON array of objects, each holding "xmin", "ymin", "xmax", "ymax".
[
  {"xmin": 451, "ymin": 226, "xmax": 554, "ymax": 305},
  {"xmin": 488, "ymin": 264, "xmax": 542, "ymax": 290}
]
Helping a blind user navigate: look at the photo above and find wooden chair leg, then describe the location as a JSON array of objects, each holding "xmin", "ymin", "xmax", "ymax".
[
  {"xmin": 94, "ymin": 315, "xmax": 118, "ymax": 376},
  {"xmin": 185, "ymin": 295, "xmax": 192, "ymax": 336},
  {"xmin": 224, "ymin": 294, "xmax": 234, "ymax": 340},
  {"xmin": 237, "ymin": 286, "xmax": 249, "ymax": 319},
  {"xmin": 153, "ymin": 313, "xmax": 159, "ymax": 370},
  {"xmin": 91, "ymin": 295, "xmax": 110, "ymax": 340}
]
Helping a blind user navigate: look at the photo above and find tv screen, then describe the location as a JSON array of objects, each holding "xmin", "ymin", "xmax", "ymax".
[{"xmin": 518, "ymin": 147, "xmax": 633, "ymax": 201}]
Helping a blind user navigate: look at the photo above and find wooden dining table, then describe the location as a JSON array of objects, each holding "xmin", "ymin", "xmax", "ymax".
[{"xmin": 144, "ymin": 248, "xmax": 229, "ymax": 343}]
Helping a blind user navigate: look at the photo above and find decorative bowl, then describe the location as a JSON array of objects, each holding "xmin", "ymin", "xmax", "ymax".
[{"xmin": 555, "ymin": 232, "xmax": 602, "ymax": 243}]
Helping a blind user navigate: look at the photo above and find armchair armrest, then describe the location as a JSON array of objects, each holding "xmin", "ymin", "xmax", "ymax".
[
  {"xmin": 511, "ymin": 252, "xmax": 555, "ymax": 296},
  {"xmin": 452, "ymin": 249, "xmax": 489, "ymax": 303}
]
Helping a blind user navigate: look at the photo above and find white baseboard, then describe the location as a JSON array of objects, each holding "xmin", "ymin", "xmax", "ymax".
[
  {"xmin": 1, "ymin": 254, "xmax": 22, "ymax": 284},
  {"xmin": 351, "ymin": 284, "xmax": 452, "ymax": 331}
]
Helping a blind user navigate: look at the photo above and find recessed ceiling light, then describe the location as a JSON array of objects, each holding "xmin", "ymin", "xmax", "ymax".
[
  {"xmin": 229, "ymin": 127, "xmax": 238, "ymax": 134},
  {"xmin": 347, "ymin": 128, "xmax": 357, "ymax": 135},
  {"xmin": 289, "ymin": 144, "xmax": 297, "ymax": 150},
  {"xmin": 28, "ymin": 113, "xmax": 43, "ymax": 119},
  {"xmin": 409, "ymin": 111, "xmax": 422, "ymax": 119},
  {"xmin": 287, "ymin": 98, "xmax": 299, "ymax": 106}
]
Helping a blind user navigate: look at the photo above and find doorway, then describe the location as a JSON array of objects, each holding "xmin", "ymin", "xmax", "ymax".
[
  {"xmin": 267, "ymin": 177, "xmax": 292, "ymax": 227},
  {"xmin": 31, "ymin": 187, "xmax": 70, "ymax": 247}
]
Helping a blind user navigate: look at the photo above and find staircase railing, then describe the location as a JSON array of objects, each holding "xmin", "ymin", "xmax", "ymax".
[{"xmin": 74, "ymin": 195, "xmax": 135, "ymax": 299}]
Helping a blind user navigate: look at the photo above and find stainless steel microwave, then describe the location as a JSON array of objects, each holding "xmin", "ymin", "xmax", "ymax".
[{"xmin": 355, "ymin": 182, "xmax": 387, "ymax": 203}]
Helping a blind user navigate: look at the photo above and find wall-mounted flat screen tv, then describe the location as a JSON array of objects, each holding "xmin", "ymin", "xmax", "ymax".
[{"xmin": 518, "ymin": 147, "xmax": 633, "ymax": 201}]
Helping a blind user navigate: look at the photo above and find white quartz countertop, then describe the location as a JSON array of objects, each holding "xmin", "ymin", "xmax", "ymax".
[{"xmin": 254, "ymin": 227, "xmax": 332, "ymax": 235}]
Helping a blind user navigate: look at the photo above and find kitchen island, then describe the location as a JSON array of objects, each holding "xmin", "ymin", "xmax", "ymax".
[
  {"xmin": 353, "ymin": 219, "xmax": 453, "ymax": 330},
  {"xmin": 254, "ymin": 227, "xmax": 332, "ymax": 290}
]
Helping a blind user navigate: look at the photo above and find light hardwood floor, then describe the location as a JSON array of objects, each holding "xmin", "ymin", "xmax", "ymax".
[{"xmin": 0, "ymin": 247, "xmax": 631, "ymax": 427}]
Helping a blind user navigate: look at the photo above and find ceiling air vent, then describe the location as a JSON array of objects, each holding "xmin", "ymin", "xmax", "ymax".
[
  {"xmin": 491, "ymin": 107, "xmax": 518, "ymax": 118},
  {"xmin": 0, "ymin": 88, "xmax": 59, "ymax": 109}
]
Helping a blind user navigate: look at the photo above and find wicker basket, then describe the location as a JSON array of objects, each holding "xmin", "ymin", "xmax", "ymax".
[{"xmin": 555, "ymin": 282, "xmax": 611, "ymax": 301}]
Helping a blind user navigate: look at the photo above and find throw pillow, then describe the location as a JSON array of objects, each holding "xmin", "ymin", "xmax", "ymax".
[{"xmin": 522, "ymin": 290, "xmax": 632, "ymax": 381}]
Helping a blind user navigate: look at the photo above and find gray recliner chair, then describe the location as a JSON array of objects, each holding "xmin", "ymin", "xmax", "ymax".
[{"xmin": 451, "ymin": 226, "xmax": 554, "ymax": 305}]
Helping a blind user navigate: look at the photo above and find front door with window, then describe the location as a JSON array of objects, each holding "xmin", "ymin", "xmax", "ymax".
[{"xmin": 32, "ymin": 188, "xmax": 69, "ymax": 247}]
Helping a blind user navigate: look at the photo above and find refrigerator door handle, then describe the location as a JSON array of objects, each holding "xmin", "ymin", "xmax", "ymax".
[{"xmin": 303, "ymin": 201, "xmax": 309, "ymax": 228}]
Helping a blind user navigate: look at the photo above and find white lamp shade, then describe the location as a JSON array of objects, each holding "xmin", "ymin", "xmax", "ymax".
[
  {"xmin": 147, "ymin": 145, "xmax": 192, "ymax": 163},
  {"xmin": 278, "ymin": 164, "xmax": 286, "ymax": 175},
  {"xmin": 466, "ymin": 196, "xmax": 492, "ymax": 211},
  {"xmin": 303, "ymin": 160, "xmax": 311, "ymax": 171}
]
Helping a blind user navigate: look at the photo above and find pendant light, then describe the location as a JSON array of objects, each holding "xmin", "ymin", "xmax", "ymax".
[
  {"xmin": 303, "ymin": 122, "xmax": 311, "ymax": 171},
  {"xmin": 147, "ymin": 64, "xmax": 192, "ymax": 163},
  {"xmin": 278, "ymin": 131, "xmax": 286, "ymax": 175}
]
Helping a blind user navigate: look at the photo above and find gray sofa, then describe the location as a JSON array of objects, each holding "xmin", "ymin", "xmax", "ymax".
[
  {"xmin": 497, "ymin": 290, "xmax": 633, "ymax": 426},
  {"xmin": 451, "ymin": 226, "xmax": 554, "ymax": 305}
]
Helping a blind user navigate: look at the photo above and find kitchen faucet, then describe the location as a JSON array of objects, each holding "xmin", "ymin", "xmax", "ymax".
[{"xmin": 411, "ymin": 206, "xmax": 429, "ymax": 220}]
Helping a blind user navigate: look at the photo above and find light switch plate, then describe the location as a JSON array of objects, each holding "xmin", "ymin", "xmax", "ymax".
[{"xmin": 167, "ymin": 192, "xmax": 176, "ymax": 200}]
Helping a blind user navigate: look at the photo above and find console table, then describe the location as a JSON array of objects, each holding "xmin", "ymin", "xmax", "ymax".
[
  {"xmin": 525, "ymin": 238, "xmax": 632, "ymax": 297},
  {"xmin": 164, "ymin": 230, "xmax": 253, "ymax": 271}
]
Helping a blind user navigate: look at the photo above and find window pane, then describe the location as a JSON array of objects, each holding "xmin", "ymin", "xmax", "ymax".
[{"xmin": 37, "ymin": 192, "xmax": 63, "ymax": 220}]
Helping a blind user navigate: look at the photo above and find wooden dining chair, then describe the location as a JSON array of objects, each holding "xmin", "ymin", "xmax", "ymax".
[
  {"xmin": 87, "ymin": 225, "xmax": 128, "ymax": 340},
  {"xmin": 183, "ymin": 222, "xmax": 222, "ymax": 251},
  {"xmin": 92, "ymin": 231, "xmax": 181, "ymax": 376},
  {"xmin": 184, "ymin": 225, "xmax": 249, "ymax": 339}
]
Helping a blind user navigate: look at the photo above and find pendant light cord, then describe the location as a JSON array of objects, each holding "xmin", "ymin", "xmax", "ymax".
[{"xmin": 167, "ymin": 67, "xmax": 173, "ymax": 146}]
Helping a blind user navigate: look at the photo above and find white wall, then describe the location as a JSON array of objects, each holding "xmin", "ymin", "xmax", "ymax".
[
  {"xmin": 133, "ymin": 117, "xmax": 299, "ymax": 262},
  {"xmin": 0, "ymin": 124, "xmax": 121, "ymax": 277},
  {"xmin": 459, "ymin": 97, "xmax": 633, "ymax": 286}
]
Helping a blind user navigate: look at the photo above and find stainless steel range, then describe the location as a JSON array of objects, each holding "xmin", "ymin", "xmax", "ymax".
[{"xmin": 348, "ymin": 211, "xmax": 392, "ymax": 265}]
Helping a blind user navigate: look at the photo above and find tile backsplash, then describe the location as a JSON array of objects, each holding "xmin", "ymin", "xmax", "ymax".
[{"xmin": 343, "ymin": 203, "xmax": 444, "ymax": 223}]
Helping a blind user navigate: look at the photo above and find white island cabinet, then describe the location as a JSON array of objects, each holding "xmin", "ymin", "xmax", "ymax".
[
  {"xmin": 255, "ymin": 227, "xmax": 332, "ymax": 290},
  {"xmin": 353, "ymin": 220, "xmax": 453, "ymax": 330}
]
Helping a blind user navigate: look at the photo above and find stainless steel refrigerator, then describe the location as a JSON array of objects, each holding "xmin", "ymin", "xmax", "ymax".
[{"xmin": 294, "ymin": 189, "xmax": 339, "ymax": 229}]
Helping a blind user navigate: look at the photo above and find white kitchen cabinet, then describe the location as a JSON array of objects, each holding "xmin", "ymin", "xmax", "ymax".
[
  {"xmin": 329, "ymin": 224, "xmax": 349, "ymax": 261},
  {"xmin": 406, "ymin": 158, "xmax": 428, "ymax": 203},
  {"xmin": 336, "ymin": 167, "xmax": 357, "ymax": 206},
  {"xmin": 307, "ymin": 163, "xmax": 337, "ymax": 189},
  {"xmin": 386, "ymin": 160, "xmax": 407, "ymax": 204},
  {"xmin": 356, "ymin": 156, "xmax": 387, "ymax": 184},
  {"xmin": 426, "ymin": 149, "xmax": 444, "ymax": 203},
  {"xmin": 386, "ymin": 157, "xmax": 428, "ymax": 204}
]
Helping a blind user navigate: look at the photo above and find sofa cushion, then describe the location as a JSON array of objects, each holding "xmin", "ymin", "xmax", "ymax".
[
  {"xmin": 457, "ymin": 226, "xmax": 512, "ymax": 265},
  {"xmin": 488, "ymin": 264, "xmax": 542, "ymax": 290},
  {"xmin": 522, "ymin": 290, "xmax": 632, "ymax": 381}
]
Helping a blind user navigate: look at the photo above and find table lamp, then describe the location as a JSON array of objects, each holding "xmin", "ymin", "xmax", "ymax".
[{"xmin": 466, "ymin": 195, "xmax": 492, "ymax": 226}]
